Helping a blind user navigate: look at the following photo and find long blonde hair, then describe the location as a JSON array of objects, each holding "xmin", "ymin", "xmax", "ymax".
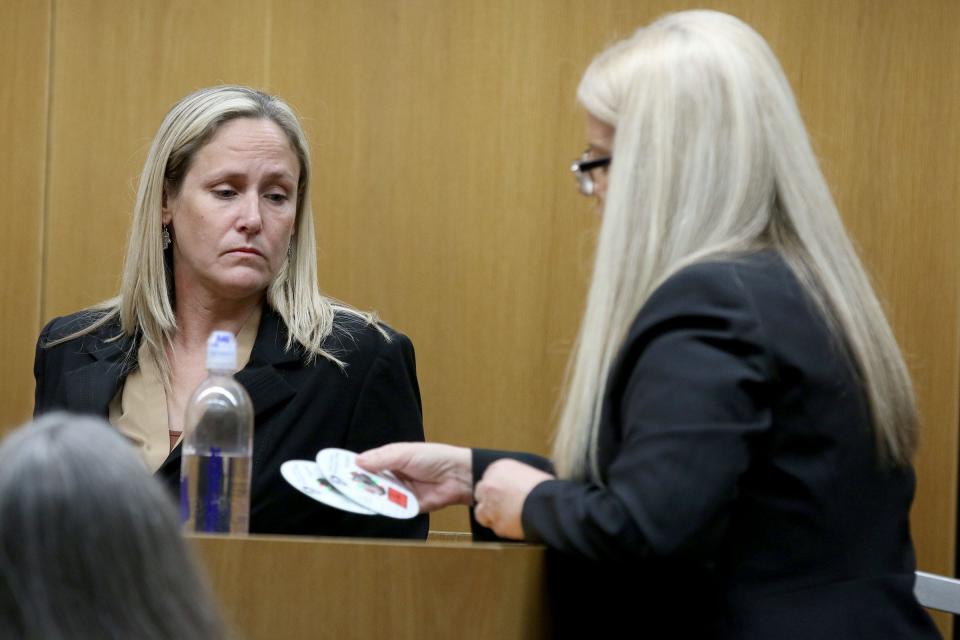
[
  {"xmin": 553, "ymin": 10, "xmax": 917, "ymax": 480},
  {"xmin": 51, "ymin": 86, "xmax": 376, "ymax": 379}
]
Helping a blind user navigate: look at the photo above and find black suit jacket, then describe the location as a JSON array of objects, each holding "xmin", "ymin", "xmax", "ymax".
[
  {"xmin": 474, "ymin": 252, "xmax": 938, "ymax": 639},
  {"xmin": 34, "ymin": 307, "xmax": 428, "ymax": 539}
]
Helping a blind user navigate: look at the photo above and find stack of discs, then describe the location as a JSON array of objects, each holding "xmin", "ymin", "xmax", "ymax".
[{"xmin": 280, "ymin": 448, "xmax": 419, "ymax": 519}]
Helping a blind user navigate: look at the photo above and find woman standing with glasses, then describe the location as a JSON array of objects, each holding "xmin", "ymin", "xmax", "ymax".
[{"xmin": 359, "ymin": 10, "xmax": 939, "ymax": 638}]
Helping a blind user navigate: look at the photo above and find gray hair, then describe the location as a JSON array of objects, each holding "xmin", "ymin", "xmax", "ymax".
[{"xmin": 0, "ymin": 413, "xmax": 227, "ymax": 639}]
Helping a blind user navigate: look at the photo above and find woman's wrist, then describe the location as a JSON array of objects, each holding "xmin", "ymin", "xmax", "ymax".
[{"xmin": 450, "ymin": 445, "xmax": 474, "ymax": 505}]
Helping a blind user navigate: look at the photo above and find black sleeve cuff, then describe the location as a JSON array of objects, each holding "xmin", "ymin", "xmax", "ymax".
[{"xmin": 469, "ymin": 448, "xmax": 554, "ymax": 542}]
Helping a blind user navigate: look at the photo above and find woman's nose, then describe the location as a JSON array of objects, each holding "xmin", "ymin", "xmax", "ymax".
[{"xmin": 236, "ymin": 193, "xmax": 263, "ymax": 233}]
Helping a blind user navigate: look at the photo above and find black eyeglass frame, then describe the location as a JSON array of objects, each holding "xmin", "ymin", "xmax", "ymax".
[{"xmin": 570, "ymin": 152, "xmax": 612, "ymax": 196}]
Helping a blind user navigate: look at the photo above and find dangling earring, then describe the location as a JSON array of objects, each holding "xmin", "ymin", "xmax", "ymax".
[{"xmin": 162, "ymin": 225, "xmax": 171, "ymax": 250}]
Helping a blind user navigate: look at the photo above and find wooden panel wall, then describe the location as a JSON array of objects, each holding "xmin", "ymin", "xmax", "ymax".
[
  {"xmin": 0, "ymin": 0, "xmax": 50, "ymax": 428},
  {"xmin": 2, "ymin": 2, "xmax": 958, "ymax": 632},
  {"xmin": 44, "ymin": 0, "xmax": 271, "ymax": 316}
]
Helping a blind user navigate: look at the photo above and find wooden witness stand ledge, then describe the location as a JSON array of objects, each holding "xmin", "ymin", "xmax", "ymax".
[{"xmin": 190, "ymin": 532, "xmax": 548, "ymax": 639}]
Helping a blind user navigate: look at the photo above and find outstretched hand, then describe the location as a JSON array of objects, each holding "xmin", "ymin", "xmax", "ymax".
[{"xmin": 356, "ymin": 443, "xmax": 474, "ymax": 512}]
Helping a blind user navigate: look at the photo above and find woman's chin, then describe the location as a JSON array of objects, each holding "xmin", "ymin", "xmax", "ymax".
[{"xmin": 200, "ymin": 273, "xmax": 272, "ymax": 303}]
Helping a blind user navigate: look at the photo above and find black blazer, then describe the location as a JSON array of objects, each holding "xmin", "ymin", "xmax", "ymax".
[
  {"xmin": 34, "ymin": 307, "xmax": 428, "ymax": 539},
  {"xmin": 473, "ymin": 252, "xmax": 938, "ymax": 639}
]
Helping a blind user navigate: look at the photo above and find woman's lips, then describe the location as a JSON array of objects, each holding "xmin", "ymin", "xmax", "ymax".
[{"xmin": 227, "ymin": 247, "xmax": 264, "ymax": 257}]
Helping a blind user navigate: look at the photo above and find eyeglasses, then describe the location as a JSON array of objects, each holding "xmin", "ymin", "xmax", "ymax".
[{"xmin": 570, "ymin": 149, "xmax": 611, "ymax": 196}]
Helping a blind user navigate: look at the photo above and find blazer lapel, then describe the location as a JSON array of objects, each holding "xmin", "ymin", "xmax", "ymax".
[
  {"xmin": 63, "ymin": 333, "xmax": 137, "ymax": 416},
  {"xmin": 158, "ymin": 308, "xmax": 299, "ymax": 478},
  {"xmin": 237, "ymin": 307, "xmax": 299, "ymax": 417}
]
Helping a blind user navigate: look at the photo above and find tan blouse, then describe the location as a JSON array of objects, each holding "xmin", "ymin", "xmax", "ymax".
[{"xmin": 108, "ymin": 307, "xmax": 261, "ymax": 472}]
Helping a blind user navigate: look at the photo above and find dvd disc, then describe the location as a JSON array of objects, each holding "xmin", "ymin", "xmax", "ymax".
[
  {"xmin": 315, "ymin": 448, "xmax": 419, "ymax": 519},
  {"xmin": 280, "ymin": 459, "xmax": 375, "ymax": 515}
]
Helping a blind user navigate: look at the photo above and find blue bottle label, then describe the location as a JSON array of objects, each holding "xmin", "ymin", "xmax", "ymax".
[{"xmin": 202, "ymin": 447, "xmax": 225, "ymax": 532}]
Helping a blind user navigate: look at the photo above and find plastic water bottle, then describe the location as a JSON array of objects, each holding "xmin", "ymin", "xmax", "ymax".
[{"xmin": 180, "ymin": 331, "xmax": 253, "ymax": 534}]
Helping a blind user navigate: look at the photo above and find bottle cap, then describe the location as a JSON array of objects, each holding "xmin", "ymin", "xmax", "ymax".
[{"xmin": 206, "ymin": 331, "xmax": 238, "ymax": 371}]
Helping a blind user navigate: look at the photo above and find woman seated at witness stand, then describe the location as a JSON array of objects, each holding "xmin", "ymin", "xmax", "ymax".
[
  {"xmin": 359, "ymin": 10, "xmax": 940, "ymax": 638},
  {"xmin": 33, "ymin": 86, "xmax": 427, "ymax": 539},
  {"xmin": 0, "ymin": 413, "xmax": 227, "ymax": 639}
]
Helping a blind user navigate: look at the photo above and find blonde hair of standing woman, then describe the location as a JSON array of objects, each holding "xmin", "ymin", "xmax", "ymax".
[
  {"xmin": 49, "ymin": 86, "xmax": 378, "ymax": 383},
  {"xmin": 553, "ymin": 10, "xmax": 917, "ymax": 481}
]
